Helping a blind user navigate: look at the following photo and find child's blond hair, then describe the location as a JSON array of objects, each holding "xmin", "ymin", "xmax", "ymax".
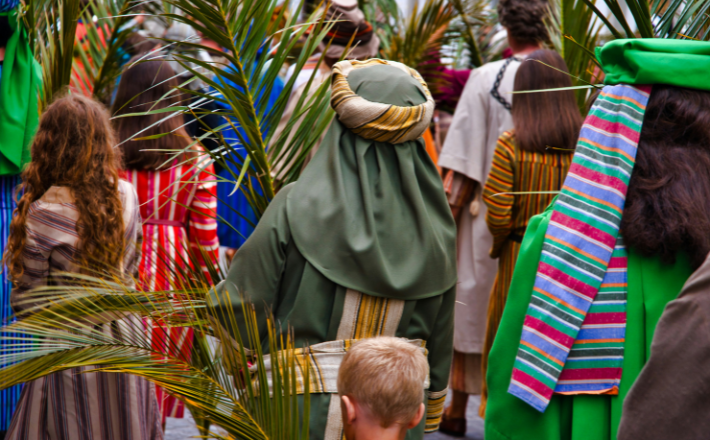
[{"xmin": 337, "ymin": 337, "xmax": 428, "ymax": 427}]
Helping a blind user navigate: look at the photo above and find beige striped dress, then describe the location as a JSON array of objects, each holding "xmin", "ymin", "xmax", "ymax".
[{"xmin": 6, "ymin": 180, "xmax": 164, "ymax": 440}]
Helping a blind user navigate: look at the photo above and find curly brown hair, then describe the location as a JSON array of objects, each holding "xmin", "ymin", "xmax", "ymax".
[
  {"xmin": 621, "ymin": 85, "xmax": 710, "ymax": 270},
  {"xmin": 4, "ymin": 94, "xmax": 125, "ymax": 283},
  {"xmin": 497, "ymin": 0, "xmax": 550, "ymax": 44}
]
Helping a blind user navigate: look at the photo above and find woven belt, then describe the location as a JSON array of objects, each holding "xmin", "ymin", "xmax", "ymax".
[
  {"xmin": 250, "ymin": 338, "xmax": 429, "ymax": 395},
  {"xmin": 143, "ymin": 218, "xmax": 184, "ymax": 228}
]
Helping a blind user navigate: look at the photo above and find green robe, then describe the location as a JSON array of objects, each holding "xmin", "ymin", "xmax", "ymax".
[
  {"xmin": 209, "ymin": 185, "xmax": 455, "ymax": 439},
  {"xmin": 485, "ymin": 202, "xmax": 692, "ymax": 440}
]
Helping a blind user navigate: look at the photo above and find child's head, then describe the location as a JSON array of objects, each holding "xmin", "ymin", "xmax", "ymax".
[{"xmin": 337, "ymin": 337, "xmax": 427, "ymax": 436}]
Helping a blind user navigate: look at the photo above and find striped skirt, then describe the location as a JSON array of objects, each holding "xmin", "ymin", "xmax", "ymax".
[
  {"xmin": 5, "ymin": 316, "xmax": 164, "ymax": 440},
  {"xmin": 480, "ymin": 237, "xmax": 522, "ymax": 417}
]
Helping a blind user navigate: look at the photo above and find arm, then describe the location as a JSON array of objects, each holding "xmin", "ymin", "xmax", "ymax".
[
  {"xmin": 442, "ymin": 169, "xmax": 476, "ymax": 224},
  {"xmin": 482, "ymin": 138, "xmax": 514, "ymax": 258},
  {"xmin": 206, "ymin": 184, "xmax": 293, "ymax": 349},
  {"xmin": 424, "ymin": 286, "xmax": 456, "ymax": 433},
  {"xmin": 618, "ymin": 269, "xmax": 710, "ymax": 440},
  {"xmin": 187, "ymin": 162, "xmax": 220, "ymax": 284}
]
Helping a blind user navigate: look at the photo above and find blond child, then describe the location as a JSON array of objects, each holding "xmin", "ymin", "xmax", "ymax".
[{"xmin": 337, "ymin": 337, "xmax": 428, "ymax": 440}]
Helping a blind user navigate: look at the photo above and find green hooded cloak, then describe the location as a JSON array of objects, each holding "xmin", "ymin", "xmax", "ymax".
[{"xmin": 209, "ymin": 60, "xmax": 457, "ymax": 440}]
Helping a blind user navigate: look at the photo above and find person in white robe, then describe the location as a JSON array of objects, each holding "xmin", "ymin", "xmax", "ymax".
[{"xmin": 436, "ymin": 0, "xmax": 550, "ymax": 434}]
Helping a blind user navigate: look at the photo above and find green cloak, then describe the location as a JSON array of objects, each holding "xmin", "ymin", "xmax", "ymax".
[
  {"xmin": 484, "ymin": 202, "xmax": 692, "ymax": 440},
  {"xmin": 209, "ymin": 61, "xmax": 457, "ymax": 440},
  {"xmin": 0, "ymin": 9, "xmax": 41, "ymax": 176}
]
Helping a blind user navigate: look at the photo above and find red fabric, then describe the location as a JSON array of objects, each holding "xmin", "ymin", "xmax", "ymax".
[{"xmin": 125, "ymin": 161, "xmax": 219, "ymax": 422}]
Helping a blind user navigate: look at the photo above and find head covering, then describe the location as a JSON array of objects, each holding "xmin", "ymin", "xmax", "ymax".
[
  {"xmin": 509, "ymin": 39, "xmax": 709, "ymax": 412},
  {"xmin": 0, "ymin": 6, "xmax": 41, "ymax": 177},
  {"xmin": 286, "ymin": 59, "xmax": 456, "ymax": 300},
  {"xmin": 320, "ymin": 0, "xmax": 380, "ymax": 60}
]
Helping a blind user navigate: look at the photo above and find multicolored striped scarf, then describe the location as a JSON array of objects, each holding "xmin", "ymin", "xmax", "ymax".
[{"xmin": 508, "ymin": 84, "xmax": 651, "ymax": 412}]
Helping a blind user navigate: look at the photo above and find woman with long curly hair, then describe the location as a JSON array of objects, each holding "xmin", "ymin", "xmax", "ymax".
[{"xmin": 4, "ymin": 94, "xmax": 163, "ymax": 439}]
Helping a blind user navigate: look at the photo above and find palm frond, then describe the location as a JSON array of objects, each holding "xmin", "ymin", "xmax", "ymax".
[
  {"xmin": 120, "ymin": 0, "xmax": 335, "ymax": 221},
  {"xmin": 0, "ymin": 276, "xmax": 310, "ymax": 440}
]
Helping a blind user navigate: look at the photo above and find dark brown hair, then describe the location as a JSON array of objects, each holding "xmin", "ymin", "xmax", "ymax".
[
  {"xmin": 497, "ymin": 0, "xmax": 550, "ymax": 44},
  {"xmin": 112, "ymin": 57, "xmax": 191, "ymax": 169},
  {"xmin": 621, "ymin": 85, "xmax": 710, "ymax": 270},
  {"xmin": 512, "ymin": 50, "xmax": 582, "ymax": 154},
  {"xmin": 5, "ymin": 94, "xmax": 125, "ymax": 281}
]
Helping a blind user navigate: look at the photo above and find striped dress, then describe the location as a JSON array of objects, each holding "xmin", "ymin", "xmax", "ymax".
[
  {"xmin": 124, "ymin": 161, "xmax": 218, "ymax": 422},
  {"xmin": 479, "ymin": 131, "xmax": 572, "ymax": 412},
  {"xmin": 6, "ymin": 180, "xmax": 164, "ymax": 440}
]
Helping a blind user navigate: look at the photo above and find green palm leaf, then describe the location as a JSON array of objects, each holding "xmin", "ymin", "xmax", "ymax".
[{"xmin": 1, "ymin": 276, "xmax": 310, "ymax": 439}]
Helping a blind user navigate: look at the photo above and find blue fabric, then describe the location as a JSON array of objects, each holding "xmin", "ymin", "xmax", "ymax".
[
  {"xmin": 0, "ymin": 0, "xmax": 18, "ymax": 13},
  {"xmin": 0, "ymin": 175, "xmax": 21, "ymax": 430},
  {"xmin": 213, "ymin": 65, "xmax": 284, "ymax": 249}
]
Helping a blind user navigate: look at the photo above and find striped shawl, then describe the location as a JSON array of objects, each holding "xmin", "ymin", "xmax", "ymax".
[{"xmin": 509, "ymin": 84, "xmax": 652, "ymax": 412}]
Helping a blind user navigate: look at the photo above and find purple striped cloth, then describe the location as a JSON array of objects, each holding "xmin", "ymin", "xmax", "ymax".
[{"xmin": 508, "ymin": 84, "xmax": 652, "ymax": 412}]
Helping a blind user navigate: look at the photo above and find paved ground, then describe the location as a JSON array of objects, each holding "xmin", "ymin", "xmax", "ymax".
[{"xmin": 164, "ymin": 394, "xmax": 485, "ymax": 439}]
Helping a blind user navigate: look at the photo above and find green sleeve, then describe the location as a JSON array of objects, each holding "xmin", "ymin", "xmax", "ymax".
[
  {"xmin": 424, "ymin": 286, "xmax": 456, "ymax": 433},
  {"xmin": 207, "ymin": 184, "xmax": 294, "ymax": 350}
]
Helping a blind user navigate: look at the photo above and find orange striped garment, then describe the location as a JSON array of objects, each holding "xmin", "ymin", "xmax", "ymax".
[{"xmin": 478, "ymin": 130, "xmax": 572, "ymax": 415}]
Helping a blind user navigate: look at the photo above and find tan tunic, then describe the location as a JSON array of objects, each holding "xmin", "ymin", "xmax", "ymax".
[
  {"xmin": 6, "ymin": 180, "xmax": 164, "ymax": 440},
  {"xmin": 438, "ymin": 58, "xmax": 521, "ymax": 354}
]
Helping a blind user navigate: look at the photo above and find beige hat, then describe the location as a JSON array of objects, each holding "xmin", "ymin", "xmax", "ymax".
[{"xmin": 319, "ymin": 0, "xmax": 380, "ymax": 60}]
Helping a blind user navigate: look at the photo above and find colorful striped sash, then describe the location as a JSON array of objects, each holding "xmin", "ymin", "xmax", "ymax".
[{"xmin": 508, "ymin": 84, "xmax": 651, "ymax": 412}]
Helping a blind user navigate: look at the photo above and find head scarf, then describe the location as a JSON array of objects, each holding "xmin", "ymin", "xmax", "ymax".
[
  {"xmin": 320, "ymin": 0, "xmax": 380, "ymax": 60},
  {"xmin": 0, "ymin": 6, "xmax": 41, "ymax": 176},
  {"xmin": 286, "ymin": 59, "xmax": 456, "ymax": 300},
  {"xmin": 509, "ymin": 39, "xmax": 710, "ymax": 412}
]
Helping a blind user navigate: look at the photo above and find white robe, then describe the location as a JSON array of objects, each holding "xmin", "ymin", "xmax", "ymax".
[{"xmin": 438, "ymin": 58, "xmax": 521, "ymax": 354}]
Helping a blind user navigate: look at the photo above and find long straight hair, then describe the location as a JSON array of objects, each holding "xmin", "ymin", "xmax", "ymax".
[
  {"xmin": 512, "ymin": 49, "xmax": 582, "ymax": 154},
  {"xmin": 113, "ymin": 57, "xmax": 192, "ymax": 170}
]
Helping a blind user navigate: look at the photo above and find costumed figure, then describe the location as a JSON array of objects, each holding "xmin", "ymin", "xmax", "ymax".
[
  {"xmin": 479, "ymin": 49, "xmax": 582, "ymax": 414},
  {"xmin": 436, "ymin": 0, "xmax": 549, "ymax": 432},
  {"xmin": 209, "ymin": 59, "xmax": 457, "ymax": 440},
  {"xmin": 113, "ymin": 59, "xmax": 220, "ymax": 426},
  {"xmin": 0, "ymin": 2, "xmax": 41, "ymax": 434},
  {"xmin": 269, "ymin": 0, "xmax": 380, "ymax": 177},
  {"xmin": 5, "ymin": 94, "xmax": 163, "ymax": 440},
  {"xmin": 485, "ymin": 39, "xmax": 710, "ymax": 440}
]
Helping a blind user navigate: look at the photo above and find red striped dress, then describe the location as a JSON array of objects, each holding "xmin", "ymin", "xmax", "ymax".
[{"xmin": 124, "ymin": 161, "xmax": 219, "ymax": 422}]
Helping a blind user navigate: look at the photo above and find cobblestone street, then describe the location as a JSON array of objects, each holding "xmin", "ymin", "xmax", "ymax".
[{"xmin": 164, "ymin": 394, "xmax": 485, "ymax": 439}]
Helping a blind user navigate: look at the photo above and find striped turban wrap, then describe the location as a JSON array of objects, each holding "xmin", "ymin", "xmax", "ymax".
[{"xmin": 331, "ymin": 59, "xmax": 435, "ymax": 144}]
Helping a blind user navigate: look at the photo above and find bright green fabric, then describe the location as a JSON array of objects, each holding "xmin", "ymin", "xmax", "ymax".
[
  {"xmin": 286, "ymin": 64, "xmax": 457, "ymax": 300},
  {"xmin": 208, "ymin": 185, "xmax": 455, "ymax": 440},
  {"xmin": 597, "ymin": 38, "xmax": 710, "ymax": 91},
  {"xmin": 0, "ymin": 9, "xmax": 41, "ymax": 176},
  {"xmin": 485, "ymin": 202, "xmax": 693, "ymax": 440}
]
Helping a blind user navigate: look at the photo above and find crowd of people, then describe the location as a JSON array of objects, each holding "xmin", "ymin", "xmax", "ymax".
[{"xmin": 1, "ymin": 0, "xmax": 710, "ymax": 439}]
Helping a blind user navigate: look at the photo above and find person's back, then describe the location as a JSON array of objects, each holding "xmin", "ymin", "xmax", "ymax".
[
  {"xmin": 435, "ymin": 1, "xmax": 550, "ymax": 431},
  {"xmin": 484, "ymin": 40, "xmax": 710, "ymax": 440},
  {"xmin": 4, "ymin": 94, "xmax": 163, "ymax": 440},
  {"xmin": 479, "ymin": 49, "xmax": 581, "ymax": 413},
  {"xmin": 113, "ymin": 57, "xmax": 219, "ymax": 424},
  {"xmin": 338, "ymin": 337, "xmax": 428, "ymax": 440},
  {"xmin": 209, "ymin": 59, "xmax": 457, "ymax": 440}
]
